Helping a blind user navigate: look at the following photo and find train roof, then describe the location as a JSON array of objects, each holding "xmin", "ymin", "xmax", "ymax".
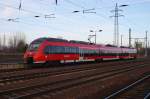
[
  {"xmin": 32, "ymin": 37, "xmax": 68, "ymax": 43},
  {"xmin": 31, "ymin": 38, "xmax": 47, "ymax": 44},
  {"xmin": 70, "ymin": 40, "xmax": 90, "ymax": 45},
  {"xmin": 105, "ymin": 44, "xmax": 117, "ymax": 47},
  {"xmin": 32, "ymin": 37, "xmax": 136, "ymax": 50},
  {"xmin": 46, "ymin": 38, "xmax": 68, "ymax": 42},
  {"xmin": 33, "ymin": 37, "xmax": 93, "ymax": 45}
]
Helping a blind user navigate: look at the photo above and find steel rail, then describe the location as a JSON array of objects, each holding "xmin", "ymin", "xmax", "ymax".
[
  {"xmin": 144, "ymin": 93, "xmax": 150, "ymax": 99},
  {"xmin": 0, "ymin": 64, "xmax": 148, "ymax": 99},
  {"xmin": 0, "ymin": 61, "xmax": 146, "ymax": 86},
  {"xmin": 104, "ymin": 75, "xmax": 150, "ymax": 99}
]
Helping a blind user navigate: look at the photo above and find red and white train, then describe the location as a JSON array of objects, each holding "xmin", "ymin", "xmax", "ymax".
[{"xmin": 24, "ymin": 37, "xmax": 137, "ymax": 64}]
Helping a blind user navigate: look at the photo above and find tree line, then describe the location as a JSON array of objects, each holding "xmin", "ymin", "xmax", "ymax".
[{"xmin": 0, "ymin": 32, "xmax": 28, "ymax": 53}]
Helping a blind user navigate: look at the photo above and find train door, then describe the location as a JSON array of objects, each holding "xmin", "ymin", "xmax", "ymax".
[{"xmin": 79, "ymin": 48, "xmax": 84, "ymax": 60}]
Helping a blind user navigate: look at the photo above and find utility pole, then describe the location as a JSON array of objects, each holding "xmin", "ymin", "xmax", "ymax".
[
  {"xmin": 145, "ymin": 31, "xmax": 148, "ymax": 57},
  {"xmin": 95, "ymin": 31, "xmax": 96, "ymax": 44},
  {"xmin": 121, "ymin": 35, "xmax": 123, "ymax": 46},
  {"xmin": 129, "ymin": 28, "xmax": 131, "ymax": 47},
  {"xmin": 131, "ymin": 33, "xmax": 148, "ymax": 57},
  {"xmin": 110, "ymin": 3, "xmax": 127, "ymax": 47},
  {"xmin": 55, "ymin": 0, "xmax": 57, "ymax": 5},
  {"xmin": 111, "ymin": 3, "xmax": 122, "ymax": 47},
  {"xmin": 89, "ymin": 29, "xmax": 102, "ymax": 44}
]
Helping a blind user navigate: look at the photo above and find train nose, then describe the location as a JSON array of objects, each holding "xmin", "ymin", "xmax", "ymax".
[
  {"xmin": 24, "ymin": 52, "xmax": 35, "ymax": 64},
  {"xmin": 25, "ymin": 52, "xmax": 35, "ymax": 57}
]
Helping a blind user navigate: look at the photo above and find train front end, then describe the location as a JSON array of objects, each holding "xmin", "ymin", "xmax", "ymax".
[{"xmin": 24, "ymin": 38, "xmax": 46, "ymax": 64}]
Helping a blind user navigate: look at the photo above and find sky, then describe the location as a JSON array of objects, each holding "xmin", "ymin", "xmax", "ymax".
[{"xmin": 0, "ymin": 0, "xmax": 150, "ymax": 47}]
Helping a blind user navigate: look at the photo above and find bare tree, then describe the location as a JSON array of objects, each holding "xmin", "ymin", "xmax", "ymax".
[
  {"xmin": 3, "ymin": 33, "xmax": 6, "ymax": 48},
  {"xmin": 8, "ymin": 37, "xmax": 14, "ymax": 52},
  {"xmin": 8, "ymin": 32, "xmax": 27, "ymax": 53}
]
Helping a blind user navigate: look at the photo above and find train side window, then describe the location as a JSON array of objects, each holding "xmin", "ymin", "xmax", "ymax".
[
  {"xmin": 72, "ymin": 47, "xmax": 75, "ymax": 53},
  {"xmin": 55, "ymin": 46, "xmax": 58, "ymax": 53},
  {"xmin": 74, "ymin": 47, "xmax": 78, "ymax": 53},
  {"xmin": 57, "ymin": 46, "xmax": 63, "ymax": 53},
  {"xmin": 44, "ymin": 46, "xmax": 50, "ymax": 54},
  {"xmin": 61, "ymin": 46, "xmax": 65, "ymax": 53},
  {"xmin": 50, "ymin": 46, "xmax": 55, "ymax": 54},
  {"xmin": 64, "ymin": 47, "xmax": 68, "ymax": 53},
  {"xmin": 44, "ymin": 46, "xmax": 79, "ymax": 54},
  {"xmin": 75, "ymin": 48, "xmax": 79, "ymax": 54}
]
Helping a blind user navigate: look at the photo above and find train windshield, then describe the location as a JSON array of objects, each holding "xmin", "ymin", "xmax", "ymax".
[{"xmin": 28, "ymin": 43, "xmax": 40, "ymax": 51}]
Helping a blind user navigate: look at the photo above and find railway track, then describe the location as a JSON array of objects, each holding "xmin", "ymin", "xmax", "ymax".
[
  {"xmin": 0, "ymin": 59, "xmax": 149, "ymax": 99},
  {"xmin": 105, "ymin": 75, "xmax": 150, "ymax": 99},
  {"xmin": 0, "ymin": 59, "xmax": 147, "ymax": 85},
  {"xmin": 0, "ymin": 58, "xmax": 145, "ymax": 70},
  {"xmin": 0, "ymin": 58, "xmax": 145, "ymax": 71},
  {"xmin": 0, "ymin": 59, "xmax": 135, "ymax": 75},
  {"xmin": 0, "ymin": 63, "xmax": 25, "ymax": 71}
]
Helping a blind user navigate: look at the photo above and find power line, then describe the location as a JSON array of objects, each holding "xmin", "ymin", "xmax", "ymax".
[
  {"xmin": 121, "ymin": 0, "xmax": 150, "ymax": 5},
  {"xmin": 65, "ymin": 0, "xmax": 85, "ymax": 8},
  {"xmin": 0, "ymin": 2, "xmax": 52, "ymax": 16},
  {"xmin": 63, "ymin": 0, "xmax": 132, "ymax": 45},
  {"xmin": 0, "ymin": 17, "xmax": 68, "ymax": 34},
  {"xmin": 0, "ymin": 0, "xmax": 148, "ymax": 39},
  {"xmin": 0, "ymin": 0, "xmax": 89, "ymax": 27},
  {"xmin": 19, "ymin": 0, "xmax": 22, "ymax": 11},
  {"xmin": 0, "ymin": 0, "xmax": 128, "ymax": 31}
]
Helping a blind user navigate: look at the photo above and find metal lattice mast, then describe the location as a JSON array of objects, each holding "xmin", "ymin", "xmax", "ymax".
[
  {"xmin": 111, "ymin": 3, "xmax": 124, "ymax": 47},
  {"xmin": 116, "ymin": 3, "xmax": 119, "ymax": 47},
  {"xmin": 129, "ymin": 28, "xmax": 132, "ymax": 47},
  {"xmin": 145, "ymin": 31, "xmax": 148, "ymax": 57}
]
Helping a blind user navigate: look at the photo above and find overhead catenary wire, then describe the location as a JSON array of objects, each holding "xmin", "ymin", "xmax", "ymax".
[
  {"xmin": 63, "ymin": 0, "xmax": 130, "ymax": 29},
  {"xmin": 0, "ymin": 0, "xmax": 149, "ymax": 41},
  {"xmin": 0, "ymin": 0, "xmax": 134, "ymax": 28},
  {"xmin": 65, "ymin": 0, "xmax": 85, "ymax": 9},
  {"xmin": 0, "ymin": 17, "xmax": 69, "ymax": 34},
  {"xmin": 0, "ymin": 1, "xmax": 67, "ymax": 32},
  {"xmin": 0, "ymin": 0, "xmax": 128, "ymax": 31},
  {"xmin": 0, "ymin": 1, "xmax": 50, "ymax": 17},
  {"xmin": 31, "ymin": 0, "xmax": 109, "ymax": 32},
  {"xmin": 0, "ymin": 0, "xmax": 92, "ymax": 29}
]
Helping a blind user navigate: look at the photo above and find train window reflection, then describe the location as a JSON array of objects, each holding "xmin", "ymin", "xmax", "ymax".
[{"xmin": 28, "ymin": 43, "xmax": 40, "ymax": 51}]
